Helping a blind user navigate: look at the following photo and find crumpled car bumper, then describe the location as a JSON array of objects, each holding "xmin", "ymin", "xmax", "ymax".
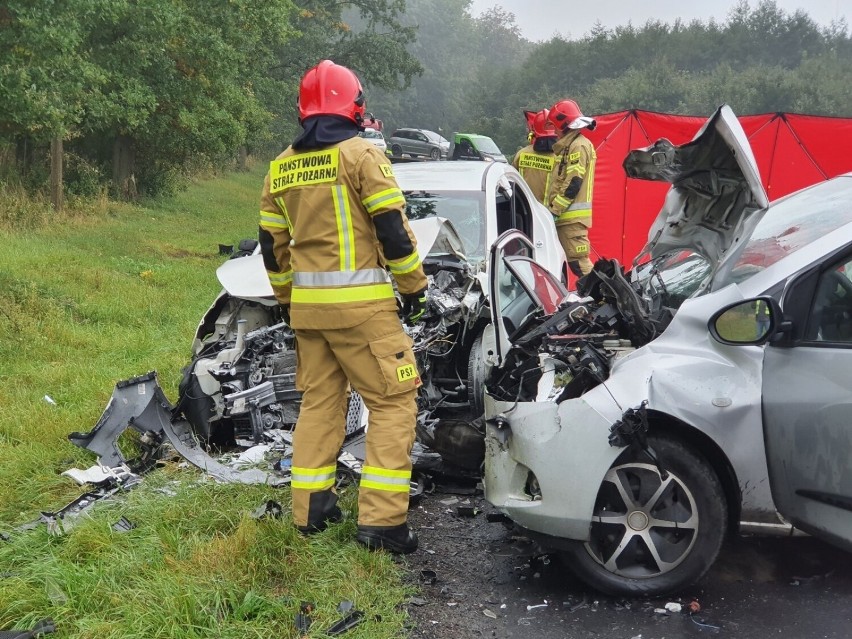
[{"xmin": 483, "ymin": 395, "xmax": 623, "ymax": 541}]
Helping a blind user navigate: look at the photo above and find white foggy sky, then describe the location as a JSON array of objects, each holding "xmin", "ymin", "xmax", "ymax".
[{"xmin": 467, "ymin": 0, "xmax": 852, "ymax": 41}]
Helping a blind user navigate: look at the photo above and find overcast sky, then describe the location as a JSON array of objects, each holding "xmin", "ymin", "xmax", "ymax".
[{"xmin": 468, "ymin": 0, "xmax": 852, "ymax": 42}]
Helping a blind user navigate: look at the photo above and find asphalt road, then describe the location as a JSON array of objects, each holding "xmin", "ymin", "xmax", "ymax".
[{"xmin": 404, "ymin": 494, "xmax": 852, "ymax": 639}]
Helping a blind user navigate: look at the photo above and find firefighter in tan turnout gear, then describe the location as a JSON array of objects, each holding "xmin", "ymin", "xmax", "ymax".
[
  {"xmin": 545, "ymin": 99, "xmax": 598, "ymax": 277},
  {"xmin": 512, "ymin": 108, "xmax": 558, "ymax": 206},
  {"xmin": 259, "ymin": 60, "xmax": 427, "ymax": 554}
]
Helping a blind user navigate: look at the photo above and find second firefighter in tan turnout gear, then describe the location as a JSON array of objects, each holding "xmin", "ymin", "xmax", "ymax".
[
  {"xmin": 513, "ymin": 108, "xmax": 558, "ymax": 206},
  {"xmin": 545, "ymin": 99, "xmax": 598, "ymax": 277},
  {"xmin": 259, "ymin": 60, "xmax": 427, "ymax": 553}
]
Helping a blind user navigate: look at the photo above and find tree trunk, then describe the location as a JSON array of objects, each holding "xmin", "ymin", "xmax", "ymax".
[
  {"xmin": 50, "ymin": 136, "xmax": 63, "ymax": 212},
  {"xmin": 238, "ymin": 145, "xmax": 248, "ymax": 171},
  {"xmin": 112, "ymin": 135, "xmax": 137, "ymax": 200},
  {"xmin": 15, "ymin": 136, "xmax": 33, "ymax": 175}
]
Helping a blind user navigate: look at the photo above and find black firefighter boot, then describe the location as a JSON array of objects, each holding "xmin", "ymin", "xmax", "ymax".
[
  {"xmin": 356, "ymin": 523, "xmax": 418, "ymax": 554},
  {"xmin": 297, "ymin": 489, "xmax": 343, "ymax": 535}
]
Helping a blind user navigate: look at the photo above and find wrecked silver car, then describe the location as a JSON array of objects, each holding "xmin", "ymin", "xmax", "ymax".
[{"xmin": 483, "ymin": 105, "xmax": 852, "ymax": 596}]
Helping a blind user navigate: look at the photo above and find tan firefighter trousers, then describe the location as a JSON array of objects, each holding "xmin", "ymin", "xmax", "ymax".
[
  {"xmin": 291, "ymin": 309, "xmax": 419, "ymax": 528},
  {"xmin": 557, "ymin": 221, "xmax": 593, "ymax": 276}
]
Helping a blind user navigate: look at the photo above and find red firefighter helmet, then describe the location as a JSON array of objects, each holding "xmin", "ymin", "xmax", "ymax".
[
  {"xmin": 298, "ymin": 60, "xmax": 366, "ymax": 125},
  {"xmin": 548, "ymin": 99, "xmax": 596, "ymax": 132},
  {"xmin": 531, "ymin": 109, "xmax": 557, "ymax": 138}
]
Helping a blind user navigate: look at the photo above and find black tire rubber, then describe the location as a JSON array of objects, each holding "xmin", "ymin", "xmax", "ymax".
[
  {"xmin": 467, "ymin": 332, "xmax": 489, "ymax": 417},
  {"xmin": 429, "ymin": 147, "xmax": 440, "ymax": 160},
  {"xmin": 561, "ymin": 436, "xmax": 728, "ymax": 596},
  {"xmin": 391, "ymin": 144, "xmax": 402, "ymax": 157}
]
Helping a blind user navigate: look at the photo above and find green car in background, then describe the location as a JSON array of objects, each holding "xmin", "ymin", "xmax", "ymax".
[{"xmin": 449, "ymin": 133, "xmax": 507, "ymax": 163}]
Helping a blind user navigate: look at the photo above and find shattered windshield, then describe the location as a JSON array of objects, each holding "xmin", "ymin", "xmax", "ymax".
[
  {"xmin": 711, "ymin": 178, "xmax": 852, "ymax": 291},
  {"xmin": 634, "ymin": 250, "xmax": 713, "ymax": 309},
  {"xmin": 405, "ymin": 190, "xmax": 486, "ymax": 259}
]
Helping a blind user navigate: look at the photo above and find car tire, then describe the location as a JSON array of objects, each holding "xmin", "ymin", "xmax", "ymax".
[
  {"xmin": 561, "ymin": 436, "xmax": 728, "ymax": 596},
  {"xmin": 429, "ymin": 147, "xmax": 440, "ymax": 161},
  {"xmin": 467, "ymin": 332, "xmax": 490, "ymax": 416},
  {"xmin": 391, "ymin": 144, "xmax": 402, "ymax": 157}
]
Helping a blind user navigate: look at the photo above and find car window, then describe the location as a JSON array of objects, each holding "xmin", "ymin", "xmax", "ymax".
[
  {"xmin": 360, "ymin": 130, "xmax": 383, "ymax": 139},
  {"xmin": 634, "ymin": 250, "xmax": 712, "ymax": 310},
  {"xmin": 804, "ymin": 254, "xmax": 852, "ymax": 343},
  {"xmin": 712, "ymin": 179, "xmax": 852, "ymax": 291},
  {"xmin": 404, "ymin": 190, "xmax": 486, "ymax": 259},
  {"xmin": 473, "ymin": 137, "xmax": 502, "ymax": 154},
  {"xmin": 416, "ymin": 134, "xmax": 428, "ymax": 142}
]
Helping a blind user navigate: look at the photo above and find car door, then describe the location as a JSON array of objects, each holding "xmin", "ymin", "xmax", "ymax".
[
  {"xmin": 488, "ymin": 230, "xmax": 568, "ymax": 365},
  {"xmin": 414, "ymin": 132, "xmax": 429, "ymax": 155},
  {"xmin": 762, "ymin": 247, "xmax": 852, "ymax": 549}
]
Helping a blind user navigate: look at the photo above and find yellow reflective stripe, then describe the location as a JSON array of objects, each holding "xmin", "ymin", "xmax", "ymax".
[
  {"xmin": 587, "ymin": 154, "xmax": 596, "ymax": 204},
  {"xmin": 362, "ymin": 465, "xmax": 411, "ymax": 479},
  {"xmin": 556, "ymin": 208, "xmax": 593, "ymax": 222},
  {"xmin": 333, "ymin": 185, "xmax": 355, "ymax": 271},
  {"xmin": 274, "ymin": 197, "xmax": 294, "ymax": 230},
  {"xmin": 386, "ymin": 251, "xmax": 421, "ymax": 275},
  {"xmin": 360, "ymin": 479, "xmax": 410, "ymax": 493},
  {"xmin": 292, "ymin": 465, "xmax": 337, "ymax": 476},
  {"xmin": 362, "ymin": 188, "xmax": 405, "ymax": 214},
  {"xmin": 291, "ymin": 465, "xmax": 337, "ymax": 490},
  {"xmin": 565, "ymin": 164, "xmax": 587, "ymax": 176},
  {"xmin": 360, "ymin": 464, "xmax": 412, "ymax": 493},
  {"xmin": 291, "ymin": 283, "xmax": 395, "ymax": 304},
  {"xmin": 259, "ymin": 210, "xmax": 288, "ymax": 230},
  {"xmin": 553, "ymin": 195, "xmax": 571, "ymax": 209},
  {"xmin": 268, "ymin": 270, "xmax": 293, "ymax": 286}
]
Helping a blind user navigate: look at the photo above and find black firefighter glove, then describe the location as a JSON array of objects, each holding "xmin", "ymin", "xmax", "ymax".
[
  {"xmin": 565, "ymin": 176, "xmax": 583, "ymax": 200},
  {"xmin": 401, "ymin": 288, "xmax": 428, "ymax": 324}
]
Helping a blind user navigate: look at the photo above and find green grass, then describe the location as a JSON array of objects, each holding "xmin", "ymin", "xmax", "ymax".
[{"xmin": 0, "ymin": 167, "xmax": 412, "ymax": 637}]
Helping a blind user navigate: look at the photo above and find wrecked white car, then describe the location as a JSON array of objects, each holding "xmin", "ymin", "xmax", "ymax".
[
  {"xmin": 483, "ymin": 105, "xmax": 852, "ymax": 596},
  {"xmin": 70, "ymin": 161, "xmax": 566, "ymax": 483}
]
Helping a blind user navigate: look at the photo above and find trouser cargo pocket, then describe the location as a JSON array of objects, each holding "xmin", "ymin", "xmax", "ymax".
[{"xmin": 369, "ymin": 332, "xmax": 420, "ymax": 396}]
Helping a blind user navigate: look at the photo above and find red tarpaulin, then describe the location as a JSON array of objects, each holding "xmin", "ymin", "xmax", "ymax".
[{"xmin": 582, "ymin": 110, "xmax": 852, "ymax": 267}]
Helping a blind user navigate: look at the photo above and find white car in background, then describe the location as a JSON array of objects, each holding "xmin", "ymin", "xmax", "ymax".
[{"xmin": 358, "ymin": 127, "xmax": 386, "ymax": 153}]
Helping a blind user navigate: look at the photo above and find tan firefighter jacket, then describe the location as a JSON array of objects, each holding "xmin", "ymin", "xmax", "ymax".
[
  {"xmin": 546, "ymin": 131, "xmax": 597, "ymax": 227},
  {"xmin": 259, "ymin": 136, "xmax": 427, "ymax": 330},
  {"xmin": 512, "ymin": 143, "xmax": 555, "ymax": 205}
]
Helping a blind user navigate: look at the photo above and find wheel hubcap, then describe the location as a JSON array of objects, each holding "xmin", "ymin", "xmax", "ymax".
[
  {"xmin": 585, "ymin": 462, "xmax": 699, "ymax": 579},
  {"xmin": 627, "ymin": 510, "xmax": 649, "ymax": 531}
]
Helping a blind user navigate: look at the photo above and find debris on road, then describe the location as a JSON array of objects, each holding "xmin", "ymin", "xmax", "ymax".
[
  {"xmin": 0, "ymin": 617, "xmax": 56, "ymax": 639},
  {"xmin": 664, "ymin": 601, "xmax": 682, "ymax": 613}
]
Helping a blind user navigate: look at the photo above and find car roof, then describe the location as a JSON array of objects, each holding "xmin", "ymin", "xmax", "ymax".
[{"xmin": 393, "ymin": 160, "xmax": 506, "ymax": 192}]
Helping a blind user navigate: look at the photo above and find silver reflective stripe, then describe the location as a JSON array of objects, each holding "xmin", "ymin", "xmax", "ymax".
[
  {"xmin": 567, "ymin": 202, "xmax": 591, "ymax": 211},
  {"xmin": 360, "ymin": 472, "xmax": 410, "ymax": 487},
  {"xmin": 293, "ymin": 269, "xmax": 390, "ymax": 287}
]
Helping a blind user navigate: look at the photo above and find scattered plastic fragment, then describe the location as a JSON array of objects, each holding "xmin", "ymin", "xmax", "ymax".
[
  {"xmin": 337, "ymin": 601, "xmax": 354, "ymax": 615},
  {"xmin": 43, "ymin": 395, "xmax": 57, "ymax": 406},
  {"xmin": 526, "ymin": 601, "xmax": 548, "ymax": 611},
  {"xmin": 250, "ymin": 500, "xmax": 284, "ymax": 520},
  {"xmin": 690, "ymin": 616, "xmax": 721, "ymax": 631},
  {"xmin": 654, "ymin": 608, "xmax": 668, "ymax": 615},
  {"xmin": 457, "ymin": 506, "xmax": 480, "ymax": 517},
  {"xmin": 664, "ymin": 602, "xmax": 682, "ymax": 613},
  {"xmin": 0, "ymin": 617, "xmax": 56, "ymax": 638},
  {"xmin": 483, "ymin": 609, "xmax": 497, "ymax": 619},
  {"xmin": 112, "ymin": 517, "xmax": 135, "ymax": 533},
  {"xmin": 485, "ymin": 512, "xmax": 509, "ymax": 523},
  {"xmin": 325, "ymin": 610, "xmax": 365, "ymax": 636},
  {"xmin": 407, "ymin": 597, "xmax": 428, "ymax": 607},
  {"xmin": 295, "ymin": 601, "xmax": 314, "ymax": 635},
  {"xmin": 420, "ymin": 569, "xmax": 437, "ymax": 585}
]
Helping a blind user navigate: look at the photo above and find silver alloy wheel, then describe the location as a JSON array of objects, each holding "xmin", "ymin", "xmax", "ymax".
[{"xmin": 584, "ymin": 462, "xmax": 699, "ymax": 578}]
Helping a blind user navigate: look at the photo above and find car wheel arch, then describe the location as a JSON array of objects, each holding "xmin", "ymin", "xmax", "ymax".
[{"xmin": 642, "ymin": 409, "xmax": 742, "ymax": 534}]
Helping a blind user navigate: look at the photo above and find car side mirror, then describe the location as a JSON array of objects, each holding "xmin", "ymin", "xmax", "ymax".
[{"xmin": 708, "ymin": 296, "xmax": 781, "ymax": 346}]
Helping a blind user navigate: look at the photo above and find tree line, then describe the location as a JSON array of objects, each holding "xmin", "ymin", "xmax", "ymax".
[{"xmin": 2, "ymin": 0, "xmax": 850, "ymax": 206}]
